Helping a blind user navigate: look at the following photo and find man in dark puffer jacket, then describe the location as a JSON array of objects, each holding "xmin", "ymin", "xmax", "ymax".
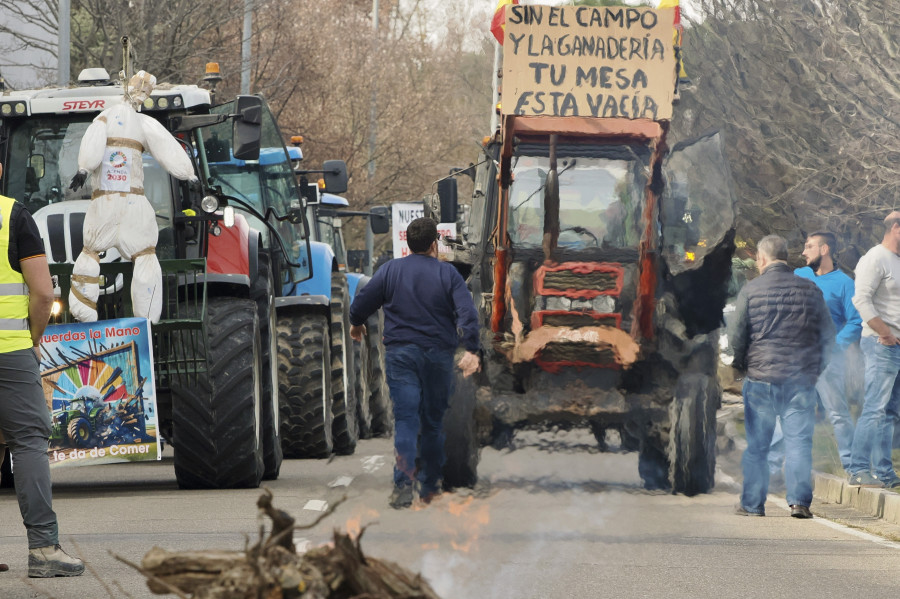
[{"xmin": 729, "ymin": 235, "xmax": 834, "ymax": 518}]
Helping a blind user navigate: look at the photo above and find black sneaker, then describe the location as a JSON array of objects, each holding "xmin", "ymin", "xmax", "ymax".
[
  {"xmin": 28, "ymin": 544, "xmax": 85, "ymax": 578},
  {"xmin": 734, "ymin": 503, "xmax": 764, "ymax": 517},
  {"xmin": 790, "ymin": 505, "xmax": 813, "ymax": 519},
  {"xmin": 389, "ymin": 486, "xmax": 414, "ymax": 509}
]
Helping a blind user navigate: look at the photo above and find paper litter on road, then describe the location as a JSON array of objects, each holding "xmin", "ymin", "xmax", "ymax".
[
  {"xmin": 303, "ymin": 499, "xmax": 329, "ymax": 512},
  {"xmin": 328, "ymin": 475, "xmax": 354, "ymax": 488},
  {"xmin": 361, "ymin": 455, "xmax": 386, "ymax": 473},
  {"xmin": 293, "ymin": 536, "xmax": 312, "ymax": 554}
]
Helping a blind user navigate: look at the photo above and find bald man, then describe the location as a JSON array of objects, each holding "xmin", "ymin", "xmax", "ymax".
[{"xmin": 849, "ymin": 211, "xmax": 900, "ymax": 488}]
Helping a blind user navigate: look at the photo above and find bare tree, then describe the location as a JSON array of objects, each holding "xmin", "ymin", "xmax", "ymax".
[
  {"xmin": 0, "ymin": 0, "xmax": 247, "ymax": 84},
  {"xmin": 1, "ymin": 0, "xmax": 495, "ymax": 258},
  {"xmin": 673, "ymin": 0, "xmax": 900, "ymax": 265},
  {"xmin": 250, "ymin": 0, "xmax": 493, "ymax": 255}
]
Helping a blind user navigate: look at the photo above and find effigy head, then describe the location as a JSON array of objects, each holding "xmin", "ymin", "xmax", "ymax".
[{"xmin": 126, "ymin": 70, "xmax": 156, "ymax": 110}]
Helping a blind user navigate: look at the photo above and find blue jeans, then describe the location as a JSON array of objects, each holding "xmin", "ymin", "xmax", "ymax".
[
  {"xmin": 848, "ymin": 337, "xmax": 900, "ymax": 479},
  {"xmin": 385, "ymin": 344, "xmax": 455, "ymax": 496},
  {"xmin": 769, "ymin": 346, "xmax": 858, "ymax": 472},
  {"xmin": 741, "ymin": 378, "xmax": 817, "ymax": 513},
  {"xmin": 817, "ymin": 346, "xmax": 857, "ymax": 471}
]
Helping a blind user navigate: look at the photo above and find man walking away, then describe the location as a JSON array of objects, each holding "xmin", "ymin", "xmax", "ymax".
[
  {"xmin": 0, "ymin": 161, "xmax": 85, "ymax": 577},
  {"xmin": 769, "ymin": 232, "xmax": 862, "ymax": 475},
  {"xmin": 349, "ymin": 217, "xmax": 481, "ymax": 508},
  {"xmin": 849, "ymin": 211, "xmax": 900, "ymax": 488},
  {"xmin": 729, "ymin": 235, "xmax": 834, "ymax": 518}
]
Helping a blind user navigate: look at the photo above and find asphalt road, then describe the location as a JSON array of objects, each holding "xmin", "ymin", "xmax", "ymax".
[{"xmin": 2, "ymin": 429, "xmax": 900, "ymax": 599}]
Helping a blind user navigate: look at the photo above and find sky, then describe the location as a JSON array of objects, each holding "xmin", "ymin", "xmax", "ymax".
[{"xmin": 1, "ymin": 1, "xmax": 691, "ymax": 90}]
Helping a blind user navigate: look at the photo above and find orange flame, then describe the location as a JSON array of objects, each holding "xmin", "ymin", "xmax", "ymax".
[
  {"xmin": 442, "ymin": 496, "xmax": 490, "ymax": 553},
  {"xmin": 344, "ymin": 508, "xmax": 380, "ymax": 539}
]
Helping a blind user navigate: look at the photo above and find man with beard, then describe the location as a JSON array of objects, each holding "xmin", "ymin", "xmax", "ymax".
[
  {"xmin": 769, "ymin": 232, "xmax": 862, "ymax": 477},
  {"xmin": 849, "ymin": 212, "xmax": 900, "ymax": 488},
  {"xmin": 729, "ymin": 235, "xmax": 834, "ymax": 518}
]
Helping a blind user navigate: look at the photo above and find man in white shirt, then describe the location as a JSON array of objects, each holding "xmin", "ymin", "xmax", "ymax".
[{"xmin": 849, "ymin": 211, "xmax": 900, "ymax": 488}]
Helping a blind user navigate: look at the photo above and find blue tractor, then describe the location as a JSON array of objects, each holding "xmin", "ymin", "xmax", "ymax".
[{"xmin": 289, "ymin": 145, "xmax": 392, "ymax": 453}]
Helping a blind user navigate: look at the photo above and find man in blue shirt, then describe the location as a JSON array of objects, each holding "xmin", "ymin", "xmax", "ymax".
[
  {"xmin": 770, "ymin": 232, "xmax": 862, "ymax": 475},
  {"xmin": 350, "ymin": 217, "xmax": 481, "ymax": 508}
]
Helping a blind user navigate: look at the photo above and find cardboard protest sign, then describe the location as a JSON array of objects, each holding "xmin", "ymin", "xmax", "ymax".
[
  {"xmin": 391, "ymin": 202, "xmax": 457, "ymax": 259},
  {"xmin": 502, "ymin": 5, "xmax": 677, "ymax": 120},
  {"xmin": 39, "ymin": 317, "xmax": 161, "ymax": 467}
]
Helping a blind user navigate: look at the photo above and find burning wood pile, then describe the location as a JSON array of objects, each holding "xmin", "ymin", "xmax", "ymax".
[{"xmin": 120, "ymin": 490, "xmax": 441, "ymax": 599}]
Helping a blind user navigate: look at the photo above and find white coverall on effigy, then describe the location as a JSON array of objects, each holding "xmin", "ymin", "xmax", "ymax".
[{"xmin": 71, "ymin": 72, "xmax": 194, "ymax": 323}]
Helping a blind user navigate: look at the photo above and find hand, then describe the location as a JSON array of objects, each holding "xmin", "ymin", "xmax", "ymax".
[
  {"xmin": 69, "ymin": 169, "xmax": 88, "ymax": 191},
  {"xmin": 878, "ymin": 334, "xmax": 900, "ymax": 346},
  {"xmin": 188, "ymin": 177, "xmax": 202, "ymax": 192},
  {"xmin": 32, "ymin": 345, "xmax": 41, "ymax": 362},
  {"xmin": 457, "ymin": 350, "xmax": 481, "ymax": 378},
  {"xmin": 350, "ymin": 324, "xmax": 367, "ymax": 342}
]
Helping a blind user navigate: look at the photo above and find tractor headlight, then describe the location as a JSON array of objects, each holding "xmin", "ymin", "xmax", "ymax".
[
  {"xmin": 0, "ymin": 102, "xmax": 27, "ymax": 116},
  {"xmin": 591, "ymin": 295, "xmax": 616, "ymax": 313},
  {"xmin": 544, "ymin": 296, "xmax": 571, "ymax": 311},
  {"xmin": 200, "ymin": 195, "xmax": 219, "ymax": 214}
]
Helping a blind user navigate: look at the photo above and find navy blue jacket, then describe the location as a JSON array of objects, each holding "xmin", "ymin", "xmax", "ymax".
[{"xmin": 349, "ymin": 254, "xmax": 480, "ymax": 353}]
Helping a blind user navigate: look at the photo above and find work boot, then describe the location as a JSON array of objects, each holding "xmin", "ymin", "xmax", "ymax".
[
  {"xmin": 28, "ymin": 544, "xmax": 85, "ymax": 578},
  {"xmin": 790, "ymin": 505, "xmax": 813, "ymax": 519},
  {"xmin": 389, "ymin": 485, "xmax": 414, "ymax": 510}
]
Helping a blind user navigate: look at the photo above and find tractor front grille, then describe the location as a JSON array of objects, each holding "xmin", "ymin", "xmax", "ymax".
[
  {"xmin": 537, "ymin": 341, "xmax": 617, "ymax": 368},
  {"xmin": 541, "ymin": 269, "xmax": 619, "ymax": 294}
]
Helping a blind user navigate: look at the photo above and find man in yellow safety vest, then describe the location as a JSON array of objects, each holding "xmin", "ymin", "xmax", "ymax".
[{"xmin": 0, "ymin": 161, "xmax": 84, "ymax": 577}]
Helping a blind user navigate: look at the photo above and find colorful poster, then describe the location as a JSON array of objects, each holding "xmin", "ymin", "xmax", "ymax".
[{"xmin": 38, "ymin": 317, "xmax": 161, "ymax": 467}]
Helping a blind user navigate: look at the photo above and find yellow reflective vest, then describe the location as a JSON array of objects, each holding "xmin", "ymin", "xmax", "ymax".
[{"xmin": 0, "ymin": 195, "xmax": 33, "ymax": 353}]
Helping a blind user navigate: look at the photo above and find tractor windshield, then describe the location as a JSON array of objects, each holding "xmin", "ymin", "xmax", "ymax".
[
  {"xmin": 507, "ymin": 152, "xmax": 646, "ymax": 250},
  {"xmin": 2, "ymin": 115, "xmax": 179, "ymax": 258},
  {"xmin": 201, "ymin": 101, "xmax": 311, "ymax": 284}
]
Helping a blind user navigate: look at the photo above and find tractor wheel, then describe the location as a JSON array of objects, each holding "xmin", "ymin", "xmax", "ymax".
[
  {"xmin": 251, "ymin": 254, "xmax": 282, "ymax": 480},
  {"xmin": 171, "ymin": 298, "xmax": 264, "ymax": 489},
  {"xmin": 366, "ymin": 310, "xmax": 393, "ymax": 437},
  {"xmin": 330, "ymin": 274, "xmax": 359, "ymax": 455},
  {"xmin": 67, "ymin": 418, "xmax": 93, "ymax": 448},
  {"xmin": 668, "ymin": 373, "xmax": 719, "ymax": 496},
  {"xmin": 354, "ymin": 337, "xmax": 373, "ymax": 439},
  {"xmin": 278, "ymin": 312, "xmax": 333, "ymax": 458},
  {"xmin": 442, "ymin": 360, "xmax": 480, "ymax": 490}
]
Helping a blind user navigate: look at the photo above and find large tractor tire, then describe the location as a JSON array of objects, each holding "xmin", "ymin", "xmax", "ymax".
[
  {"xmin": 641, "ymin": 292, "xmax": 720, "ymax": 495},
  {"xmin": 67, "ymin": 418, "xmax": 93, "ymax": 448},
  {"xmin": 668, "ymin": 373, "xmax": 719, "ymax": 496},
  {"xmin": 366, "ymin": 310, "xmax": 393, "ymax": 437},
  {"xmin": 171, "ymin": 298, "xmax": 264, "ymax": 490},
  {"xmin": 442, "ymin": 361, "xmax": 480, "ymax": 490},
  {"xmin": 330, "ymin": 274, "xmax": 359, "ymax": 455},
  {"xmin": 278, "ymin": 312, "xmax": 334, "ymax": 458},
  {"xmin": 251, "ymin": 255, "xmax": 282, "ymax": 480},
  {"xmin": 354, "ymin": 337, "xmax": 373, "ymax": 439}
]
